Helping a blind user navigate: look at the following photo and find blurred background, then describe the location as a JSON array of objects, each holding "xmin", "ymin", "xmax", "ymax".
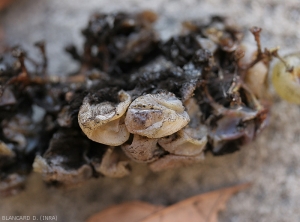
[{"xmin": 0, "ymin": 1, "xmax": 300, "ymax": 221}]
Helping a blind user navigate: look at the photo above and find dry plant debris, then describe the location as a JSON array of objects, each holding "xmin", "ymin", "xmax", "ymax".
[
  {"xmin": 86, "ymin": 183, "xmax": 250, "ymax": 222},
  {"xmin": 86, "ymin": 201, "xmax": 164, "ymax": 222},
  {"xmin": 0, "ymin": 10, "xmax": 292, "ymax": 196}
]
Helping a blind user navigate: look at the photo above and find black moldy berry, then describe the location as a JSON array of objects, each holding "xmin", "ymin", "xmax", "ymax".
[
  {"xmin": 72, "ymin": 11, "xmax": 160, "ymax": 75},
  {"xmin": 0, "ymin": 11, "xmax": 273, "ymax": 196}
]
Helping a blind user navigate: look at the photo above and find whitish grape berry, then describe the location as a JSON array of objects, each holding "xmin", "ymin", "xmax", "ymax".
[{"xmin": 272, "ymin": 53, "xmax": 300, "ymax": 104}]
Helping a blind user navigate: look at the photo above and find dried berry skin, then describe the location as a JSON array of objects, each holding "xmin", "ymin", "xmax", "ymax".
[
  {"xmin": 78, "ymin": 12, "xmax": 159, "ymax": 75},
  {"xmin": 0, "ymin": 11, "xmax": 273, "ymax": 195},
  {"xmin": 91, "ymin": 147, "xmax": 130, "ymax": 178},
  {"xmin": 78, "ymin": 90, "xmax": 131, "ymax": 146},
  {"xmin": 33, "ymin": 129, "xmax": 93, "ymax": 187},
  {"xmin": 125, "ymin": 92, "xmax": 190, "ymax": 138},
  {"xmin": 121, "ymin": 134, "xmax": 163, "ymax": 163}
]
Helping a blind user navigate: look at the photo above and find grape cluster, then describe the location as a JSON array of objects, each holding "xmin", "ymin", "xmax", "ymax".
[{"xmin": 0, "ymin": 11, "xmax": 273, "ymax": 197}]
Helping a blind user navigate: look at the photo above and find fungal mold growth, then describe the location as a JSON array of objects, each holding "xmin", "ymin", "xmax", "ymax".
[{"xmin": 0, "ymin": 11, "xmax": 282, "ymax": 196}]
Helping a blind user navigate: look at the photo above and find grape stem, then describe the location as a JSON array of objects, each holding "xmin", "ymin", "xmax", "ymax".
[{"xmin": 271, "ymin": 50, "xmax": 294, "ymax": 73}]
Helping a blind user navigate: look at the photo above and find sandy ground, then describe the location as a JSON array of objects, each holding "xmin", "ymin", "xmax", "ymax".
[{"xmin": 0, "ymin": 0, "xmax": 300, "ymax": 222}]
